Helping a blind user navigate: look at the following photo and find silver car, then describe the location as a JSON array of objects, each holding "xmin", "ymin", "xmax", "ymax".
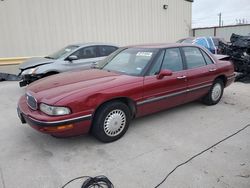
[{"xmin": 19, "ymin": 43, "xmax": 118, "ymax": 87}]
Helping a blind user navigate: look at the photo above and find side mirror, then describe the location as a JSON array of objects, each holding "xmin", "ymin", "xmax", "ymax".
[
  {"xmin": 67, "ymin": 55, "xmax": 78, "ymax": 61},
  {"xmin": 157, "ymin": 69, "xmax": 173, "ymax": 79}
]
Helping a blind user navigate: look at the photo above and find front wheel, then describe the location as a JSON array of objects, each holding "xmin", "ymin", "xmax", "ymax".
[
  {"xmin": 202, "ymin": 79, "xmax": 224, "ymax": 105},
  {"xmin": 92, "ymin": 101, "xmax": 131, "ymax": 142}
]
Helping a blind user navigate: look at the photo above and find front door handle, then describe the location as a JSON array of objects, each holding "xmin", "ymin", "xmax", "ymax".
[
  {"xmin": 209, "ymin": 68, "xmax": 217, "ymax": 72},
  {"xmin": 177, "ymin": 75, "xmax": 187, "ymax": 80}
]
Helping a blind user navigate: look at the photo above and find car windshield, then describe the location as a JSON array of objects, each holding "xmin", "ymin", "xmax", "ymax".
[
  {"xmin": 102, "ymin": 48, "xmax": 158, "ymax": 76},
  {"xmin": 46, "ymin": 45, "xmax": 79, "ymax": 59}
]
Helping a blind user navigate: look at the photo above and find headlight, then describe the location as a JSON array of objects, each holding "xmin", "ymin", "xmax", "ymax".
[
  {"xmin": 21, "ymin": 68, "xmax": 38, "ymax": 75},
  {"xmin": 40, "ymin": 103, "xmax": 71, "ymax": 116}
]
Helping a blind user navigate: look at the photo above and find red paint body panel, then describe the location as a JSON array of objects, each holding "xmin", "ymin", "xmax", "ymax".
[
  {"xmin": 17, "ymin": 44, "xmax": 235, "ymax": 137},
  {"xmin": 30, "ymin": 121, "xmax": 91, "ymax": 137},
  {"xmin": 139, "ymin": 70, "xmax": 188, "ymax": 116}
]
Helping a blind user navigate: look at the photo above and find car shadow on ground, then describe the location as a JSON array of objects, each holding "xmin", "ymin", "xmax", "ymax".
[
  {"xmin": 24, "ymin": 100, "xmax": 206, "ymax": 148},
  {"xmin": 130, "ymin": 100, "xmax": 205, "ymax": 127}
]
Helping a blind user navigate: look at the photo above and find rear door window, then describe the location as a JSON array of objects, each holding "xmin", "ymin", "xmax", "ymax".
[
  {"xmin": 201, "ymin": 50, "xmax": 214, "ymax": 65},
  {"xmin": 182, "ymin": 47, "xmax": 207, "ymax": 69}
]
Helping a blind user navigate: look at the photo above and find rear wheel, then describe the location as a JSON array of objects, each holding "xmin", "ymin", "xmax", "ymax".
[
  {"xmin": 202, "ymin": 79, "xmax": 224, "ymax": 105},
  {"xmin": 92, "ymin": 101, "xmax": 131, "ymax": 142}
]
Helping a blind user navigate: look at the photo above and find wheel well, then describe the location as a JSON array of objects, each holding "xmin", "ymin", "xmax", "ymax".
[
  {"xmin": 94, "ymin": 97, "xmax": 137, "ymax": 119},
  {"xmin": 215, "ymin": 75, "xmax": 227, "ymax": 86}
]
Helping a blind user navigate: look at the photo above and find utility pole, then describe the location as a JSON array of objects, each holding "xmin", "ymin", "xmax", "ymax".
[{"xmin": 218, "ymin": 13, "xmax": 222, "ymax": 27}]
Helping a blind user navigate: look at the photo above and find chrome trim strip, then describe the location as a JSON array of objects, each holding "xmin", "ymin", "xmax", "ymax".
[
  {"xmin": 137, "ymin": 83, "xmax": 212, "ymax": 106},
  {"xmin": 137, "ymin": 90, "xmax": 187, "ymax": 105},
  {"xmin": 187, "ymin": 83, "xmax": 212, "ymax": 92},
  {"xmin": 28, "ymin": 114, "xmax": 92, "ymax": 126}
]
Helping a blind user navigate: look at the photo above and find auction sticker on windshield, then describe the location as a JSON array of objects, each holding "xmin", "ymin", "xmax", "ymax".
[
  {"xmin": 65, "ymin": 48, "xmax": 72, "ymax": 52},
  {"xmin": 136, "ymin": 52, "xmax": 153, "ymax": 57}
]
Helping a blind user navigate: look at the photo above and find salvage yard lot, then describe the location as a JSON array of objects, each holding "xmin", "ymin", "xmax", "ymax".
[{"xmin": 0, "ymin": 81, "xmax": 249, "ymax": 188}]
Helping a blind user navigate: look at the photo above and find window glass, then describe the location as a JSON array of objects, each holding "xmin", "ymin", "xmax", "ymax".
[
  {"xmin": 73, "ymin": 46, "xmax": 97, "ymax": 59},
  {"xmin": 212, "ymin": 38, "xmax": 219, "ymax": 47},
  {"xmin": 103, "ymin": 48, "xmax": 158, "ymax": 76},
  {"xmin": 183, "ymin": 47, "xmax": 206, "ymax": 69},
  {"xmin": 206, "ymin": 38, "xmax": 213, "ymax": 48},
  {"xmin": 148, "ymin": 50, "xmax": 164, "ymax": 75},
  {"xmin": 201, "ymin": 50, "xmax": 214, "ymax": 64},
  {"xmin": 47, "ymin": 45, "xmax": 79, "ymax": 59},
  {"xmin": 195, "ymin": 38, "xmax": 209, "ymax": 49},
  {"xmin": 161, "ymin": 48, "xmax": 183, "ymax": 72},
  {"xmin": 98, "ymin": 46, "xmax": 118, "ymax": 57}
]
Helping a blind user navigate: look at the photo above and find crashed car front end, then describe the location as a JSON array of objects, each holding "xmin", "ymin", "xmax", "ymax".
[
  {"xmin": 18, "ymin": 56, "xmax": 54, "ymax": 87},
  {"xmin": 219, "ymin": 33, "xmax": 250, "ymax": 73},
  {"xmin": 19, "ymin": 67, "xmax": 44, "ymax": 87}
]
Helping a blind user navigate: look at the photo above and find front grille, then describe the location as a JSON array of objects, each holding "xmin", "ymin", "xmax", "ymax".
[{"xmin": 26, "ymin": 92, "xmax": 37, "ymax": 110}]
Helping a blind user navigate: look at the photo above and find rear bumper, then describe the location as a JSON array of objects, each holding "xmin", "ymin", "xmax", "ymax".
[{"xmin": 17, "ymin": 96, "xmax": 92, "ymax": 137}]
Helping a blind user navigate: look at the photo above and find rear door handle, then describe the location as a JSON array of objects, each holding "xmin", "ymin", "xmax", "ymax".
[
  {"xmin": 177, "ymin": 75, "xmax": 187, "ymax": 80},
  {"xmin": 209, "ymin": 68, "xmax": 217, "ymax": 72}
]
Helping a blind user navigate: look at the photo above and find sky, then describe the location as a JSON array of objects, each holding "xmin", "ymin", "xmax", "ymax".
[{"xmin": 192, "ymin": 0, "xmax": 250, "ymax": 28}]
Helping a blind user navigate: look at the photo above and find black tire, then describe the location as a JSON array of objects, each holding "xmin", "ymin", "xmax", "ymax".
[
  {"xmin": 202, "ymin": 79, "xmax": 224, "ymax": 105},
  {"xmin": 92, "ymin": 101, "xmax": 131, "ymax": 142}
]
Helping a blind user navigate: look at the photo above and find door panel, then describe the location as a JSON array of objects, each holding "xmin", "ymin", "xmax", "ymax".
[
  {"xmin": 182, "ymin": 47, "xmax": 217, "ymax": 102},
  {"xmin": 186, "ymin": 67, "xmax": 213, "ymax": 102},
  {"xmin": 61, "ymin": 46, "xmax": 105, "ymax": 71},
  {"xmin": 138, "ymin": 71, "xmax": 188, "ymax": 116}
]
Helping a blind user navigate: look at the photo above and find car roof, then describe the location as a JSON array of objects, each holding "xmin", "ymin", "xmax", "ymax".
[
  {"xmin": 72, "ymin": 42, "xmax": 119, "ymax": 47},
  {"xmin": 125, "ymin": 43, "xmax": 201, "ymax": 49}
]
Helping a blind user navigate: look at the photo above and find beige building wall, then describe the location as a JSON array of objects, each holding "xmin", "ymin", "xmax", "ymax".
[{"xmin": 0, "ymin": 0, "xmax": 192, "ymax": 58}]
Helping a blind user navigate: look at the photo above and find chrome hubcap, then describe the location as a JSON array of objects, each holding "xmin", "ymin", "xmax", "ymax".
[
  {"xmin": 104, "ymin": 109, "xmax": 126, "ymax": 137},
  {"xmin": 211, "ymin": 83, "xmax": 222, "ymax": 101}
]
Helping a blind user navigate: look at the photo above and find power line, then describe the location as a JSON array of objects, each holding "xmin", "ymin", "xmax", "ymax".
[{"xmin": 154, "ymin": 124, "xmax": 250, "ymax": 188}]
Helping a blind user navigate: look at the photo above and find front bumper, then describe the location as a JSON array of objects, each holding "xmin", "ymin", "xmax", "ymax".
[
  {"xmin": 17, "ymin": 96, "xmax": 92, "ymax": 137},
  {"xmin": 19, "ymin": 74, "xmax": 43, "ymax": 87}
]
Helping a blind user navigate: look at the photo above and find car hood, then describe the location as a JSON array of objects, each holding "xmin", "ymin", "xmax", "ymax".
[
  {"xmin": 27, "ymin": 69, "xmax": 141, "ymax": 104},
  {"xmin": 19, "ymin": 57, "xmax": 54, "ymax": 70}
]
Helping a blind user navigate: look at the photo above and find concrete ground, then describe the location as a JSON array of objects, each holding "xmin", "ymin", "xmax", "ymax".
[{"xmin": 0, "ymin": 79, "xmax": 249, "ymax": 188}]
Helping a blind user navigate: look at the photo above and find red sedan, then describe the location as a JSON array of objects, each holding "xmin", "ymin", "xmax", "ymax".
[{"xmin": 17, "ymin": 44, "xmax": 235, "ymax": 142}]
